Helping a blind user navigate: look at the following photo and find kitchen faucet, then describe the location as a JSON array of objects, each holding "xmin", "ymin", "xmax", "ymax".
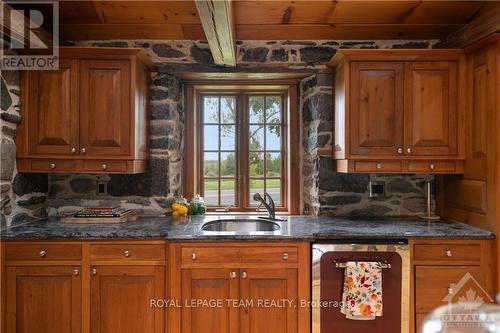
[{"xmin": 253, "ymin": 192, "xmax": 276, "ymax": 219}]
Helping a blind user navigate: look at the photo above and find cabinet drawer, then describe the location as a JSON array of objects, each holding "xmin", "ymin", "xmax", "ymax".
[
  {"xmin": 181, "ymin": 246, "xmax": 298, "ymax": 265},
  {"xmin": 5, "ymin": 243, "xmax": 82, "ymax": 261},
  {"xmin": 31, "ymin": 159, "xmax": 77, "ymax": 172},
  {"xmin": 90, "ymin": 244, "xmax": 165, "ymax": 261},
  {"xmin": 408, "ymin": 161, "xmax": 455, "ymax": 173},
  {"xmin": 415, "ymin": 266, "xmax": 482, "ymax": 313},
  {"xmin": 414, "ymin": 244, "xmax": 481, "ymax": 263},
  {"xmin": 354, "ymin": 161, "xmax": 402, "ymax": 173},
  {"xmin": 83, "ymin": 160, "xmax": 127, "ymax": 173}
]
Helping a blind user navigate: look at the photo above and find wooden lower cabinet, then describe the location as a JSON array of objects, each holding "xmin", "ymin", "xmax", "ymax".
[
  {"xmin": 240, "ymin": 268, "xmax": 298, "ymax": 333},
  {"xmin": 181, "ymin": 268, "xmax": 239, "ymax": 333},
  {"xmin": 411, "ymin": 239, "xmax": 494, "ymax": 333},
  {"xmin": 170, "ymin": 242, "xmax": 310, "ymax": 333},
  {"xmin": 5, "ymin": 266, "xmax": 82, "ymax": 333},
  {"xmin": 180, "ymin": 267, "xmax": 298, "ymax": 333},
  {"xmin": 90, "ymin": 265, "xmax": 165, "ymax": 333}
]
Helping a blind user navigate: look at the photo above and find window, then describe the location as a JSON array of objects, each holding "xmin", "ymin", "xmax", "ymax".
[
  {"xmin": 184, "ymin": 83, "xmax": 300, "ymax": 214},
  {"xmin": 201, "ymin": 95, "xmax": 238, "ymax": 207}
]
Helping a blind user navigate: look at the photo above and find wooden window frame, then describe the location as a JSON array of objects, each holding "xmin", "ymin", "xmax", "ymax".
[{"xmin": 184, "ymin": 81, "xmax": 300, "ymax": 215}]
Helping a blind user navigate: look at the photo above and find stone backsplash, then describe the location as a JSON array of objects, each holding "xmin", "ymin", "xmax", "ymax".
[
  {"xmin": 42, "ymin": 39, "xmax": 437, "ymax": 218},
  {"xmin": 1, "ymin": 66, "xmax": 48, "ymax": 226},
  {"xmin": 319, "ymin": 158, "xmax": 434, "ymax": 216}
]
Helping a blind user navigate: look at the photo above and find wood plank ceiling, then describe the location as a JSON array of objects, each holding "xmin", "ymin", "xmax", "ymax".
[{"xmin": 57, "ymin": 1, "xmax": 500, "ymax": 41}]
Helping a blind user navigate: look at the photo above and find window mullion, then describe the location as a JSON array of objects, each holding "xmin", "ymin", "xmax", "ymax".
[{"xmin": 239, "ymin": 92, "xmax": 248, "ymax": 210}]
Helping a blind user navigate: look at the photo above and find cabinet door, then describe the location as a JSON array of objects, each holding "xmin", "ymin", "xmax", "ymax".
[
  {"xmin": 80, "ymin": 60, "xmax": 131, "ymax": 157},
  {"xmin": 404, "ymin": 61, "xmax": 459, "ymax": 156},
  {"xmin": 465, "ymin": 45, "xmax": 496, "ymax": 179},
  {"xmin": 90, "ymin": 265, "xmax": 165, "ymax": 333},
  {"xmin": 5, "ymin": 266, "xmax": 82, "ymax": 333},
  {"xmin": 180, "ymin": 268, "xmax": 239, "ymax": 333},
  {"xmin": 350, "ymin": 62, "xmax": 404, "ymax": 156},
  {"xmin": 25, "ymin": 59, "xmax": 79, "ymax": 156},
  {"xmin": 239, "ymin": 268, "xmax": 298, "ymax": 333}
]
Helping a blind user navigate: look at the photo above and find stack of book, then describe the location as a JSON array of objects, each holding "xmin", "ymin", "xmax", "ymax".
[{"xmin": 60, "ymin": 207, "xmax": 137, "ymax": 223}]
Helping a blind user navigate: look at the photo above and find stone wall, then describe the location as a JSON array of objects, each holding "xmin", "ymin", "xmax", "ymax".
[
  {"xmin": 45, "ymin": 39, "xmax": 437, "ymax": 217},
  {"xmin": 1, "ymin": 69, "xmax": 48, "ymax": 226}
]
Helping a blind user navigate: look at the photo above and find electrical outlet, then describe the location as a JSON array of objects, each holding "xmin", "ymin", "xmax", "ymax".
[
  {"xmin": 96, "ymin": 181, "xmax": 107, "ymax": 196},
  {"xmin": 369, "ymin": 181, "xmax": 385, "ymax": 198}
]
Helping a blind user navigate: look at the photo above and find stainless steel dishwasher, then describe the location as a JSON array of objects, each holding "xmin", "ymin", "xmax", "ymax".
[{"xmin": 312, "ymin": 241, "xmax": 410, "ymax": 333}]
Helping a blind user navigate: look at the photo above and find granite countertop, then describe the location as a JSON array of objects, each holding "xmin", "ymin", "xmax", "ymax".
[{"xmin": 0, "ymin": 215, "xmax": 495, "ymax": 241}]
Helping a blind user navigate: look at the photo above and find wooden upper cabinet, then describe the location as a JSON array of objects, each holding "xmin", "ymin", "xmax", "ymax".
[
  {"xmin": 22, "ymin": 59, "xmax": 79, "ymax": 156},
  {"xmin": 404, "ymin": 61, "xmax": 459, "ymax": 157},
  {"xmin": 6, "ymin": 266, "xmax": 82, "ymax": 333},
  {"xmin": 329, "ymin": 49, "xmax": 465, "ymax": 174},
  {"xmin": 464, "ymin": 41, "xmax": 497, "ymax": 180},
  {"xmin": 17, "ymin": 47, "xmax": 151, "ymax": 174},
  {"xmin": 90, "ymin": 265, "xmax": 165, "ymax": 333},
  {"xmin": 80, "ymin": 60, "xmax": 131, "ymax": 157},
  {"xmin": 349, "ymin": 62, "xmax": 404, "ymax": 157}
]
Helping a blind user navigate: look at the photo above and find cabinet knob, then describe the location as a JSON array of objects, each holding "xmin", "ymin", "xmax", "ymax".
[
  {"xmin": 81, "ymin": 147, "xmax": 86, "ymax": 154},
  {"xmin": 91, "ymin": 268, "xmax": 97, "ymax": 275},
  {"xmin": 376, "ymin": 163, "xmax": 382, "ymax": 170},
  {"xmin": 101, "ymin": 164, "xmax": 107, "ymax": 171},
  {"xmin": 446, "ymin": 250, "xmax": 452, "ymax": 257},
  {"xmin": 229, "ymin": 271, "xmax": 237, "ymax": 279},
  {"xmin": 191, "ymin": 253, "xmax": 197, "ymax": 260},
  {"xmin": 70, "ymin": 147, "xmax": 77, "ymax": 154},
  {"xmin": 73, "ymin": 269, "xmax": 79, "ymax": 276},
  {"xmin": 448, "ymin": 286, "xmax": 453, "ymax": 294},
  {"xmin": 406, "ymin": 148, "xmax": 412, "ymax": 154},
  {"xmin": 397, "ymin": 147, "xmax": 403, "ymax": 154},
  {"xmin": 282, "ymin": 252, "xmax": 289, "ymax": 260},
  {"xmin": 123, "ymin": 250, "xmax": 130, "ymax": 257},
  {"xmin": 429, "ymin": 164, "xmax": 435, "ymax": 170},
  {"xmin": 39, "ymin": 250, "xmax": 46, "ymax": 257},
  {"xmin": 241, "ymin": 271, "xmax": 248, "ymax": 279},
  {"xmin": 50, "ymin": 163, "xmax": 56, "ymax": 169}
]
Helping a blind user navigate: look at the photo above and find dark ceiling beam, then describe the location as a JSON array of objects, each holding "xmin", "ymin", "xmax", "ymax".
[
  {"xmin": 437, "ymin": 5, "xmax": 500, "ymax": 48},
  {"xmin": 194, "ymin": 0, "xmax": 236, "ymax": 67}
]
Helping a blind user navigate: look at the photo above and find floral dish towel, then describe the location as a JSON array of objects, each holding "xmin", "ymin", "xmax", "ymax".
[{"xmin": 340, "ymin": 261, "xmax": 383, "ymax": 320}]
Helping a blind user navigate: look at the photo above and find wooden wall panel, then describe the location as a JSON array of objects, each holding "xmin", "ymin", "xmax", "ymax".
[{"xmin": 438, "ymin": 34, "xmax": 499, "ymax": 294}]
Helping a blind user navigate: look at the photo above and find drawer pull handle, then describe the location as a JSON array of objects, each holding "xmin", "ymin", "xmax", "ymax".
[
  {"xmin": 73, "ymin": 269, "xmax": 79, "ymax": 276},
  {"xmin": 70, "ymin": 147, "xmax": 77, "ymax": 154},
  {"xmin": 282, "ymin": 252, "xmax": 289, "ymax": 260},
  {"xmin": 397, "ymin": 147, "xmax": 403, "ymax": 154},
  {"xmin": 376, "ymin": 163, "xmax": 382, "ymax": 170},
  {"xmin": 81, "ymin": 147, "xmax": 87, "ymax": 154},
  {"xmin": 407, "ymin": 147, "xmax": 412, "ymax": 154},
  {"xmin": 91, "ymin": 268, "xmax": 97, "ymax": 275},
  {"xmin": 102, "ymin": 164, "xmax": 107, "ymax": 171},
  {"xmin": 446, "ymin": 250, "xmax": 452, "ymax": 257},
  {"xmin": 124, "ymin": 250, "xmax": 130, "ymax": 257},
  {"xmin": 429, "ymin": 164, "xmax": 435, "ymax": 170},
  {"xmin": 39, "ymin": 250, "xmax": 46, "ymax": 258},
  {"xmin": 191, "ymin": 253, "xmax": 197, "ymax": 260},
  {"xmin": 448, "ymin": 286, "xmax": 453, "ymax": 294},
  {"xmin": 50, "ymin": 163, "xmax": 56, "ymax": 169},
  {"xmin": 229, "ymin": 271, "xmax": 237, "ymax": 279},
  {"xmin": 241, "ymin": 271, "xmax": 247, "ymax": 279}
]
